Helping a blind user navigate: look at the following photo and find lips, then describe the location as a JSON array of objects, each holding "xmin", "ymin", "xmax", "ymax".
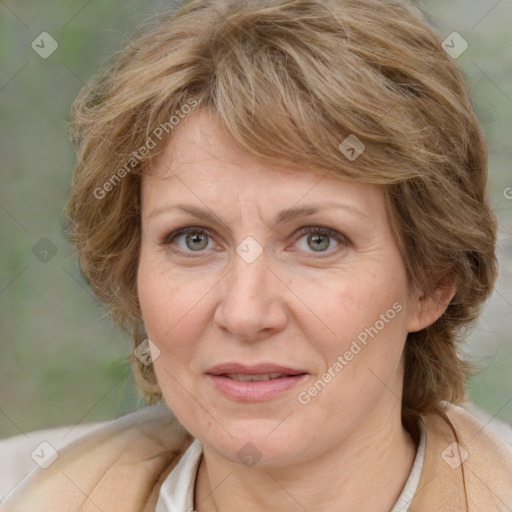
[
  {"xmin": 206, "ymin": 362, "xmax": 307, "ymax": 377},
  {"xmin": 224, "ymin": 373, "xmax": 286, "ymax": 381},
  {"xmin": 206, "ymin": 363, "xmax": 309, "ymax": 401}
]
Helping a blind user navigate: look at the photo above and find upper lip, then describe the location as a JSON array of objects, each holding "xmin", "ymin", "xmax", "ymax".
[{"xmin": 206, "ymin": 363, "xmax": 308, "ymax": 376}]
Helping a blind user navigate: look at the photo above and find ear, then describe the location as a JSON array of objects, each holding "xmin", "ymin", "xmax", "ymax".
[{"xmin": 407, "ymin": 277, "xmax": 456, "ymax": 333}]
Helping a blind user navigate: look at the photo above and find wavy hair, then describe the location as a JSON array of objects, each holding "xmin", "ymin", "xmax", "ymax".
[{"xmin": 64, "ymin": 0, "xmax": 498, "ymax": 425}]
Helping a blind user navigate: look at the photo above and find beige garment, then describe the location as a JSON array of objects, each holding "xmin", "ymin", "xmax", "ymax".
[{"xmin": 0, "ymin": 402, "xmax": 511, "ymax": 511}]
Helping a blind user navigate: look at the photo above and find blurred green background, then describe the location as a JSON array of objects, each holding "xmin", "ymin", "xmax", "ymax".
[{"xmin": 0, "ymin": 0, "xmax": 511, "ymax": 439}]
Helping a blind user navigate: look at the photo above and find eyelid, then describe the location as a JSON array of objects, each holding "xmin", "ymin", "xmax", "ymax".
[
  {"xmin": 289, "ymin": 226, "xmax": 349, "ymax": 256},
  {"xmin": 159, "ymin": 225, "xmax": 349, "ymax": 257},
  {"xmin": 159, "ymin": 226, "xmax": 217, "ymax": 249}
]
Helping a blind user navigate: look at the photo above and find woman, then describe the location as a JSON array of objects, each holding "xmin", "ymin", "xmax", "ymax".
[{"xmin": 1, "ymin": 0, "xmax": 511, "ymax": 510}]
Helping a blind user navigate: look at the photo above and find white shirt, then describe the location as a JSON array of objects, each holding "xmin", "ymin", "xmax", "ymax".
[{"xmin": 155, "ymin": 419, "xmax": 426, "ymax": 512}]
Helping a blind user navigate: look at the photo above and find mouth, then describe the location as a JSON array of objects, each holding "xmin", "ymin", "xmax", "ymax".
[
  {"xmin": 222, "ymin": 372, "xmax": 299, "ymax": 381},
  {"xmin": 206, "ymin": 362, "xmax": 307, "ymax": 376},
  {"xmin": 206, "ymin": 363, "xmax": 309, "ymax": 401}
]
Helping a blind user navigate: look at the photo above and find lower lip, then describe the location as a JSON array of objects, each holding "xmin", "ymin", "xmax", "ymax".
[{"xmin": 207, "ymin": 374, "xmax": 308, "ymax": 401}]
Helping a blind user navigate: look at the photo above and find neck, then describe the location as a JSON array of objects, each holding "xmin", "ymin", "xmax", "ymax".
[{"xmin": 194, "ymin": 400, "xmax": 417, "ymax": 512}]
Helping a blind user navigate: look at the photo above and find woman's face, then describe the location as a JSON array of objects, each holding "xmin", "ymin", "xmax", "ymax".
[{"xmin": 137, "ymin": 109, "xmax": 425, "ymax": 467}]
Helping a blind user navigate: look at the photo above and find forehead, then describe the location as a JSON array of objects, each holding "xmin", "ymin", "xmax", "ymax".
[
  {"xmin": 148, "ymin": 109, "xmax": 319, "ymax": 180},
  {"xmin": 144, "ymin": 109, "xmax": 383, "ymax": 214}
]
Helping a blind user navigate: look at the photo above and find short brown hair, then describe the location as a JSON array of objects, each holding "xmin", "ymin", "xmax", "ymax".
[{"xmin": 64, "ymin": 0, "xmax": 498, "ymax": 424}]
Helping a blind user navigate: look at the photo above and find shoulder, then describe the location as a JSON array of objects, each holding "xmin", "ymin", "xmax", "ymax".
[
  {"xmin": 447, "ymin": 403, "xmax": 512, "ymax": 508},
  {"xmin": 442, "ymin": 402, "xmax": 512, "ymax": 465},
  {"xmin": 460, "ymin": 400, "xmax": 512, "ymax": 447},
  {"xmin": 0, "ymin": 422, "xmax": 100, "ymax": 503},
  {"xmin": 0, "ymin": 403, "xmax": 193, "ymax": 511},
  {"xmin": 417, "ymin": 402, "xmax": 512, "ymax": 511}
]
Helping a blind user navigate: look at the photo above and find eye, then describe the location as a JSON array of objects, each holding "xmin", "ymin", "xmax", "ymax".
[
  {"xmin": 292, "ymin": 226, "xmax": 347, "ymax": 255},
  {"xmin": 160, "ymin": 227, "xmax": 215, "ymax": 255},
  {"xmin": 160, "ymin": 225, "xmax": 348, "ymax": 257}
]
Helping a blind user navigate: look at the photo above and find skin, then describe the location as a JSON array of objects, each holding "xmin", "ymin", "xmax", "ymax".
[{"xmin": 137, "ymin": 109, "xmax": 454, "ymax": 512}]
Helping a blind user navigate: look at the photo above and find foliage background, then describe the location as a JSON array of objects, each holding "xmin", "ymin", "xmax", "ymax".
[{"xmin": 1, "ymin": 0, "xmax": 511, "ymax": 439}]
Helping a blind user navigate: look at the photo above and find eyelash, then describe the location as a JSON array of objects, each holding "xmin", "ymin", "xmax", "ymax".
[{"xmin": 159, "ymin": 226, "xmax": 349, "ymax": 258}]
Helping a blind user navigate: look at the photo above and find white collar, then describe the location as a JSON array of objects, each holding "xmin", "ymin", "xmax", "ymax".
[
  {"xmin": 154, "ymin": 437, "xmax": 203, "ymax": 512},
  {"xmin": 390, "ymin": 418, "xmax": 427, "ymax": 512}
]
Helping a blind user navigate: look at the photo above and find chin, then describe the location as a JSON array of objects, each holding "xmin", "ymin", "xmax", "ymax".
[{"xmin": 197, "ymin": 419, "xmax": 318, "ymax": 469}]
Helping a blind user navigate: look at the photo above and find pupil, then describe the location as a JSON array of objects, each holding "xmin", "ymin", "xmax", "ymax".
[
  {"xmin": 309, "ymin": 234, "xmax": 329, "ymax": 251},
  {"xmin": 187, "ymin": 232, "xmax": 207, "ymax": 251}
]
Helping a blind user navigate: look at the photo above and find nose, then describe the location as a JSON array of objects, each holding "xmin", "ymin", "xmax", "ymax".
[{"xmin": 213, "ymin": 252, "xmax": 289, "ymax": 341}]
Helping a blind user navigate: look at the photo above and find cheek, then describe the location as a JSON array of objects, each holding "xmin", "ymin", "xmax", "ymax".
[
  {"xmin": 137, "ymin": 254, "xmax": 205, "ymax": 363},
  {"xmin": 296, "ymin": 282, "xmax": 408, "ymax": 416},
  {"xmin": 303, "ymin": 266, "xmax": 410, "ymax": 401},
  {"xmin": 305, "ymin": 266, "xmax": 406, "ymax": 344}
]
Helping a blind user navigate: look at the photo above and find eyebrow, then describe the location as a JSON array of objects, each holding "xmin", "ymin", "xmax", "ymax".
[{"xmin": 148, "ymin": 202, "xmax": 370, "ymax": 229}]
